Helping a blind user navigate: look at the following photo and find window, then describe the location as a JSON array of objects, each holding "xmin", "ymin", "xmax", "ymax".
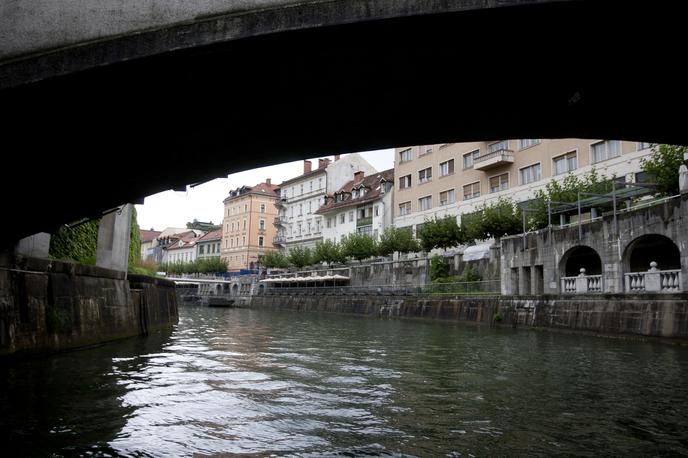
[
  {"xmin": 310, "ymin": 181, "xmax": 313, "ymax": 191},
  {"xmin": 398, "ymin": 174, "xmax": 411, "ymax": 189},
  {"xmin": 463, "ymin": 182, "xmax": 481, "ymax": 200},
  {"xmin": 638, "ymin": 142, "xmax": 656, "ymax": 151},
  {"xmin": 200, "ymin": 245, "xmax": 205, "ymax": 254},
  {"xmin": 231, "ymin": 222, "xmax": 235, "ymax": 231},
  {"xmin": 319, "ymin": 178, "xmax": 323, "ymax": 189},
  {"xmin": 349, "ymin": 211, "xmax": 354, "ymax": 222},
  {"xmin": 374, "ymin": 205, "xmax": 379, "ymax": 217},
  {"xmin": 520, "ymin": 163, "xmax": 541, "ymax": 184},
  {"xmin": 439, "ymin": 189, "xmax": 456, "ymax": 206},
  {"xmin": 489, "ymin": 173, "xmax": 509, "ymax": 193},
  {"xmin": 591, "ymin": 140, "xmax": 621, "ymax": 164},
  {"xmin": 635, "ymin": 171, "xmax": 649, "ymax": 183},
  {"xmin": 421, "ymin": 145, "xmax": 433, "ymax": 156},
  {"xmin": 327, "ymin": 218, "xmax": 332, "ymax": 228},
  {"xmin": 260, "ymin": 204, "xmax": 265, "ymax": 213},
  {"xmin": 259, "ymin": 219, "xmax": 265, "ymax": 230},
  {"xmin": 489, "ymin": 140, "xmax": 509, "ymax": 153},
  {"xmin": 553, "ymin": 151, "xmax": 577, "ymax": 175},
  {"xmin": 357, "ymin": 225, "xmax": 373, "ymax": 235},
  {"xmin": 399, "ymin": 148, "xmax": 412, "ymax": 163},
  {"xmin": 339, "ymin": 213, "xmax": 345, "ymax": 224},
  {"xmin": 439, "ymin": 159, "xmax": 454, "ymax": 177},
  {"xmin": 463, "ymin": 149, "xmax": 480, "ymax": 169},
  {"xmin": 418, "ymin": 167, "xmax": 432, "ymax": 184},
  {"xmin": 242, "ymin": 236, "xmax": 245, "ymax": 245},
  {"xmin": 308, "ymin": 201, "xmax": 312, "ymax": 213},
  {"xmin": 300, "ymin": 184, "xmax": 303, "ymax": 195},
  {"xmin": 258, "ymin": 236, "xmax": 264, "ymax": 247},
  {"xmin": 244, "ymin": 204, "xmax": 248, "ymax": 213},
  {"xmin": 418, "ymin": 195, "xmax": 432, "ymax": 211},
  {"xmin": 299, "ymin": 204, "xmax": 303, "ymax": 216},
  {"xmin": 399, "ymin": 201, "xmax": 411, "ymax": 216},
  {"xmin": 519, "ymin": 139, "xmax": 541, "ymax": 150},
  {"xmin": 243, "ymin": 219, "xmax": 247, "ymax": 230}
]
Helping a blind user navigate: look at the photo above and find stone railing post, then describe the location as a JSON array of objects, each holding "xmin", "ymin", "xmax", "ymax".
[
  {"xmin": 679, "ymin": 152, "xmax": 688, "ymax": 194},
  {"xmin": 575, "ymin": 268, "xmax": 588, "ymax": 293},
  {"xmin": 644, "ymin": 261, "xmax": 661, "ymax": 292}
]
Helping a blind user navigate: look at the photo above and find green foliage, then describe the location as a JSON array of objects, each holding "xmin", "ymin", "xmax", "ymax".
[
  {"xmin": 640, "ymin": 144, "xmax": 687, "ymax": 196},
  {"xmin": 261, "ymin": 250, "xmax": 290, "ymax": 269},
  {"xmin": 377, "ymin": 227, "xmax": 421, "ymax": 256},
  {"xmin": 479, "ymin": 198, "xmax": 522, "ymax": 239},
  {"xmin": 313, "ymin": 240, "xmax": 346, "ymax": 264},
  {"xmin": 128, "ymin": 258, "xmax": 160, "ymax": 277},
  {"xmin": 160, "ymin": 257, "xmax": 228, "ymax": 274},
  {"xmin": 417, "ymin": 216, "xmax": 463, "ymax": 252},
  {"xmin": 493, "ymin": 312, "xmax": 503, "ymax": 322},
  {"xmin": 129, "ymin": 207, "xmax": 141, "ymax": 265},
  {"xmin": 457, "ymin": 264, "xmax": 482, "ymax": 282},
  {"xmin": 49, "ymin": 219, "xmax": 100, "ymax": 264},
  {"xmin": 429, "ymin": 254, "xmax": 450, "ymax": 281},
  {"xmin": 340, "ymin": 233, "xmax": 378, "ymax": 262},
  {"xmin": 527, "ymin": 168, "xmax": 616, "ymax": 230},
  {"xmin": 288, "ymin": 246, "xmax": 313, "ymax": 268},
  {"xmin": 460, "ymin": 211, "xmax": 484, "ymax": 243}
]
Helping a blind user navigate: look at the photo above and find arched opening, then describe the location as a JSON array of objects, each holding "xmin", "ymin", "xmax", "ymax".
[
  {"xmin": 259, "ymin": 284, "xmax": 266, "ymax": 295},
  {"xmin": 624, "ymin": 234, "xmax": 680, "ymax": 272},
  {"xmin": 232, "ymin": 284, "xmax": 239, "ymax": 296},
  {"xmin": 223, "ymin": 284, "xmax": 230, "ymax": 294},
  {"xmin": 215, "ymin": 285, "xmax": 221, "ymax": 295},
  {"xmin": 560, "ymin": 246, "xmax": 602, "ymax": 277}
]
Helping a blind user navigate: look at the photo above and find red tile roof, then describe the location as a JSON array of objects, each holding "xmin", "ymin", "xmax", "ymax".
[
  {"xmin": 198, "ymin": 229, "xmax": 222, "ymax": 242},
  {"xmin": 315, "ymin": 169, "xmax": 394, "ymax": 214},
  {"xmin": 140, "ymin": 229, "xmax": 161, "ymax": 242},
  {"xmin": 166, "ymin": 237, "xmax": 199, "ymax": 250}
]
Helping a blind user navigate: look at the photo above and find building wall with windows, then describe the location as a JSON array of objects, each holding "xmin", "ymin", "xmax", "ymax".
[
  {"xmin": 221, "ymin": 180, "xmax": 279, "ymax": 271},
  {"xmin": 196, "ymin": 229, "xmax": 222, "ymax": 259},
  {"xmin": 393, "ymin": 140, "xmax": 655, "ymax": 232}
]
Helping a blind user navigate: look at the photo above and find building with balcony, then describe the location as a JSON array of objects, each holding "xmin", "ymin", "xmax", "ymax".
[
  {"xmin": 221, "ymin": 179, "xmax": 279, "ymax": 271},
  {"xmin": 276, "ymin": 154, "xmax": 377, "ymax": 251},
  {"xmin": 316, "ymin": 169, "xmax": 394, "ymax": 243},
  {"xmin": 393, "ymin": 139, "xmax": 656, "ymax": 233}
]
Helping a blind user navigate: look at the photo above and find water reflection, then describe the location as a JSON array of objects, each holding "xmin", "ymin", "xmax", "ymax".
[{"xmin": 2, "ymin": 307, "xmax": 688, "ymax": 457}]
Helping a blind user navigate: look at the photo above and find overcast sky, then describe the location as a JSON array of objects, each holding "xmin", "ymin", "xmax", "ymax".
[{"xmin": 136, "ymin": 149, "xmax": 395, "ymax": 231}]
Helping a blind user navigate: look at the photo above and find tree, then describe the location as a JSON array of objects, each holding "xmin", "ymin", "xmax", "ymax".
[
  {"xmin": 417, "ymin": 216, "xmax": 463, "ymax": 252},
  {"xmin": 479, "ymin": 198, "xmax": 522, "ymax": 239},
  {"xmin": 640, "ymin": 144, "xmax": 687, "ymax": 196},
  {"xmin": 129, "ymin": 207, "xmax": 141, "ymax": 265},
  {"xmin": 340, "ymin": 233, "xmax": 377, "ymax": 262},
  {"xmin": 288, "ymin": 246, "xmax": 313, "ymax": 268},
  {"xmin": 429, "ymin": 254, "xmax": 450, "ymax": 281},
  {"xmin": 261, "ymin": 250, "xmax": 290, "ymax": 268},
  {"xmin": 313, "ymin": 240, "xmax": 346, "ymax": 264},
  {"xmin": 377, "ymin": 227, "xmax": 421, "ymax": 256}
]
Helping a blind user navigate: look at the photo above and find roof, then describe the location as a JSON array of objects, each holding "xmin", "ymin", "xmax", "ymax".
[
  {"xmin": 315, "ymin": 168, "xmax": 394, "ymax": 214},
  {"xmin": 198, "ymin": 229, "xmax": 222, "ymax": 242},
  {"xmin": 279, "ymin": 167, "xmax": 327, "ymax": 186},
  {"xmin": 166, "ymin": 237, "xmax": 199, "ymax": 251},
  {"xmin": 140, "ymin": 229, "xmax": 161, "ymax": 242},
  {"xmin": 224, "ymin": 180, "xmax": 279, "ymax": 202}
]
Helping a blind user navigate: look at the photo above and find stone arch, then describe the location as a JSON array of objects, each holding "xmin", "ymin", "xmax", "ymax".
[
  {"xmin": 559, "ymin": 245, "xmax": 602, "ymax": 277},
  {"xmin": 232, "ymin": 284, "xmax": 239, "ymax": 296},
  {"xmin": 223, "ymin": 283, "xmax": 229, "ymax": 294},
  {"xmin": 259, "ymin": 284, "xmax": 266, "ymax": 294},
  {"xmin": 624, "ymin": 234, "xmax": 680, "ymax": 272}
]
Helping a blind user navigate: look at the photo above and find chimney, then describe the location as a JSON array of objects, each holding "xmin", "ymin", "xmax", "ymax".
[
  {"xmin": 304, "ymin": 160, "xmax": 312, "ymax": 173},
  {"xmin": 354, "ymin": 171, "xmax": 365, "ymax": 184},
  {"xmin": 334, "ymin": 154, "xmax": 341, "ymax": 161},
  {"xmin": 266, "ymin": 178, "xmax": 271, "ymax": 185},
  {"xmin": 318, "ymin": 158, "xmax": 331, "ymax": 169}
]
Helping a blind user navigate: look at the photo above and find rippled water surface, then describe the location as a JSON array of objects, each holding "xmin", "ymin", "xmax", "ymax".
[{"xmin": 2, "ymin": 306, "xmax": 688, "ymax": 457}]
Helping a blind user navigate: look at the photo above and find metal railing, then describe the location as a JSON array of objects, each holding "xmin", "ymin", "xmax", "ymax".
[{"xmin": 257, "ymin": 280, "xmax": 501, "ymax": 297}]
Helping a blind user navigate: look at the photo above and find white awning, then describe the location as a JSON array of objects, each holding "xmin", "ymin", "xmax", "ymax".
[{"xmin": 462, "ymin": 243, "xmax": 492, "ymax": 261}]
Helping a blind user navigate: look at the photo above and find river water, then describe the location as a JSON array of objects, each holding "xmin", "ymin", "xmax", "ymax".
[{"xmin": 2, "ymin": 306, "xmax": 688, "ymax": 457}]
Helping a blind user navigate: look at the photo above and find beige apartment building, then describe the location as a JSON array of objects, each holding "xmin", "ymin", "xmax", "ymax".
[
  {"xmin": 393, "ymin": 139, "xmax": 656, "ymax": 232},
  {"xmin": 221, "ymin": 179, "xmax": 279, "ymax": 271}
]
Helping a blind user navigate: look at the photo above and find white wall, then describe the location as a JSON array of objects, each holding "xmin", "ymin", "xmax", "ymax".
[{"xmin": 326, "ymin": 154, "xmax": 377, "ymax": 194}]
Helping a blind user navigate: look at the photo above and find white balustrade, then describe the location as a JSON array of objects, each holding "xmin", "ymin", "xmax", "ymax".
[
  {"xmin": 586, "ymin": 275, "xmax": 602, "ymax": 292},
  {"xmin": 561, "ymin": 277, "xmax": 577, "ymax": 293},
  {"xmin": 624, "ymin": 262, "xmax": 682, "ymax": 293}
]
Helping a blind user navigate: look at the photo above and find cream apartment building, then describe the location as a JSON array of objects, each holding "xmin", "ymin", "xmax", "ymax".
[
  {"xmin": 221, "ymin": 179, "xmax": 279, "ymax": 271},
  {"xmin": 393, "ymin": 139, "xmax": 656, "ymax": 232}
]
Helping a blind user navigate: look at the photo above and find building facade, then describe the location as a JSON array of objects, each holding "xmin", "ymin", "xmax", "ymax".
[
  {"xmin": 140, "ymin": 229, "xmax": 161, "ymax": 260},
  {"xmin": 164, "ymin": 236, "xmax": 199, "ymax": 264},
  {"xmin": 393, "ymin": 139, "xmax": 656, "ymax": 233},
  {"xmin": 221, "ymin": 179, "xmax": 279, "ymax": 271},
  {"xmin": 317, "ymin": 169, "xmax": 394, "ymax": 243},
  {"xmin": 275, "ymin": 154, "xmax": 378, "ymax": 252},
  {"xmin": 196, "ymin": 229, "xmax": 222, "ymax": 259}
]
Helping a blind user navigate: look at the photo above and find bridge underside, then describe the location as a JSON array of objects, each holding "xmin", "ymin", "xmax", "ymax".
[{"xmin": 1, "ymin": 1, "xmax": 685, "ymax": 244}]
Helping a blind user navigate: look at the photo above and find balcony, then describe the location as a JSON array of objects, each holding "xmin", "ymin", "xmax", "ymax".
[
  {"xmin": 273, "ymin": 216, "xmax": 288, "ymax": 227},
  {"xmin": 473, "ymin": 149, "xmax": 514, "ymax": 171},
  {"xmin": 274, "ymin": 197, "xmax": 288, "ymax": 207},
  {"xmin": 273, "ymin": 236, "xmax": 286, "ymax": 246},
  {"xmin": 356, "ymin": 216, "xmax": 372, "ymax": 227}
]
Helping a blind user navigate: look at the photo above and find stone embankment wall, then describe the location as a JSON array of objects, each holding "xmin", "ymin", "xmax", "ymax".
[
  {"xmin": 0, "ymin": 255, "xmax": 178, "ymax": 357},
  {"xmin": 251, "ymin": 293, "xmax": 688, "ymax": 340}
]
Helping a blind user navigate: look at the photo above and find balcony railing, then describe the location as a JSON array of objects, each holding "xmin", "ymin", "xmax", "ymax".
[
  {"xmin": 273, "ymin": 216, "xmax": 288, "ymax": 226},
  {"xmin": 560, "ymin": 269, "xmax": 602, "ymax": 294},
  {"xmin": 356, "ymin": 216, "xmax": 373, "ymax": 227},
  {"xmin": 473, "ymin": 149, "xmax": 514, "ymax": 171},
  {"xmin": 273, "ymin": 236, "xmax": 286, "ymax": 246},
  {"xmin": 625, "ymin": 264, "xmax": 682, "ymax": 293}
]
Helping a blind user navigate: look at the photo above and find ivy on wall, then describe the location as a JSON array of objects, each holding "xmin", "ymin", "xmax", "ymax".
[{"xmin": 49, "ymin": 206, "xmax": 141, "ymax": 265}]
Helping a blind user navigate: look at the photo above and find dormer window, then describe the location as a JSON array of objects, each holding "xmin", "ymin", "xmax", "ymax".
[{"xmin": 353, "ymin": 189, "xmax": 358, "ymax": 198}]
